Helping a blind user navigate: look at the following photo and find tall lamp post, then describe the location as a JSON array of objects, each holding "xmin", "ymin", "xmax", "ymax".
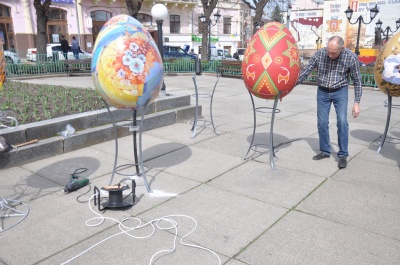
[
  {"xmin": 199, "ymin": 11, "xmax": 221, "ymax": 61},
  {"xmin": 316, "ymin": 37, "xmax": 322, "ymax": 50},
  {"xmin": 375, "ymin": 18, "xmax": 400, "ymax": 42},
  {"xmin": 151, "ymin": 4, "xmax": 168, "ymax": 96},
  {"xmin": 286, "ymin": 3, "xmax": 292, "ymax": 29},
  {"xmin": 345, "ymin": 4, "xmax": 379, "ymax": 56}
]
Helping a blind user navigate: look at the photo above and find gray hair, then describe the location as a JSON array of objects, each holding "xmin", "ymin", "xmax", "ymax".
[{"xmin": 328, "ymin": 36, "xmax": 344, "ymax": 48}]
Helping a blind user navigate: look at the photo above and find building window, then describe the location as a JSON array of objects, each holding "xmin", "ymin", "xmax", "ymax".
[
  {"xmin": 223, "ymin": 17, "xmax": 231, "ymax": 34},
  {"xmin": 0, "ymin": 4, "xmax": 13, "ymax": 50},
  {"xmin": 137, "ymin": 13, "xmax": 152, "ymax": 23},
  {"xmin": 170, "ymin": 15, "xmax": 180, "ymax": 34},
  {"xmin": 91, "ymin": 11, "xmax": 112, "ymax": 45},
  {"xmin": 47, "ymin": 8, "xmax": 68, "ymax": 44},
  {"xmin": 48, "ymin": 8, "xmax": 67, "ymax": 20},
  {"xmin": 91, "ymin": 11, "xmax": 112, "ymax": 22},
  {"xmin": 0, "ymin": 4, "xmax": 10, "ymax": 17}
]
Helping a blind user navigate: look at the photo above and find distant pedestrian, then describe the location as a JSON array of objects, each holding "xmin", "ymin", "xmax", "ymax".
[
  {"xmin": 233, "ymin": 52, "xmax": 239, "ymax": 60},
  {"xmin": 71, "ymin": 36, "xmax": 79, "ymax": 59},
  {"xmin": 60, "ymin": 35, "xmax": 69, "ymax": 60}
]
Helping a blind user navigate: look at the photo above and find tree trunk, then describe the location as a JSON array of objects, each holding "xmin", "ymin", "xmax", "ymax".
[
  {"xmin": 200, "ymin": 0, "xmax": 219, "ymax": 61},
  {"xmin": 33, "ymin": 0, "xmax": 51, "ymax": 63},
  {"xmin": 125, "ymin": 0, "xmax": 143, "ymax": 19}
]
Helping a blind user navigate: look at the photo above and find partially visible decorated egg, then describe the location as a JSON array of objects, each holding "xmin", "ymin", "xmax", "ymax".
[
  {"xmin": 374, "ymin": 32, "xmax": 400, "ymax": 97},
  {"xmin": 242, "ymin": 22, "xmax": 300, "ymax": 99},
  {"xmin": 0, "ymin": 44, "xmax": 5, "ymax": 91},
  {"xmin": 92, "ymin": 14, "xmax": 163, "ymax": 109}
]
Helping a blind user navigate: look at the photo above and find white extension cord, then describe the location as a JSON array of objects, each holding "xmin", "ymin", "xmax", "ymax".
[{"xmin": 61, "ymin": 193, "xmax": 222, "ymax": 265}]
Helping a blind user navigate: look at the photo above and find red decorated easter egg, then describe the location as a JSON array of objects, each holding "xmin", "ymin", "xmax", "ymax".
[{"xmin": 242, "ymin": 22, "xmax": 300, "ymax": 99}]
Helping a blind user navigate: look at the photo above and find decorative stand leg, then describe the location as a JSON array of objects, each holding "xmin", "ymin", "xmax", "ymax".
[
  {"xmin": 104, "ymin": 104, "xmax": 152, "ymax": 193},
  {"xmin": 244, "ymin": 91, "xmax": 282, "ymax": 169},
  {"xmin": 0, "ymin": 198, "xmax": 29, "ymax": 232},
  {"xmin": 0, "ymin": 111, "xmax": 18, "ymax": 129},
  {"xmin": 377, "ymin": 89, "xmax": 400, "ymax": 153},
  {"xmin": 191, "ymin": 75, "xmax": 219, "ymax": 138}
]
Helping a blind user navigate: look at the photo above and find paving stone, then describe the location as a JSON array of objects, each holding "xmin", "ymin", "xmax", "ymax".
[{"xmin": 237, "ymin": 211, "xmax": 400, "ymax": 265}]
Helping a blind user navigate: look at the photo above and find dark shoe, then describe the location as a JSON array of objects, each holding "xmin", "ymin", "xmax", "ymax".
[
  {"xmin": 313, "ymin": 153, "xmax": 330, "ymax": 160},
  {"xmin": 338, "ymin": 157, "xmax": 347, "ymax": 169}
]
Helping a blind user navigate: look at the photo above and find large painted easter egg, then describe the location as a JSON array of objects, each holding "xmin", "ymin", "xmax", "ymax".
[
  {"xmin": 0, "ymin": 44, "xmax": 5, "ymax": 91},
  {"xmin": 242, "ymin": 22, "xmax": 300, "ymax": 99},
  {"xmin": 374, "ymin": 32, "xmax": 400, "ymax": 97},
  {"xmin": 92, "ymin": 14, "xmax": 163, "ymax": 109}
]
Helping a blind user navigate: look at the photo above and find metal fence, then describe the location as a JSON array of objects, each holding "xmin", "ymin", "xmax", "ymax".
[{"xmin": 5, "ymin": 55, "xmax": 377, "ymax": 87}]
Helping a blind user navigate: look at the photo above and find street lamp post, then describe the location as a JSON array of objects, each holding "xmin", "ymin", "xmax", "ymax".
[
  {"xmin": 316, "ymin": 37, "xmax": 322, "ymax": 50},
  {"xmin": 345, "ymin": 5, "xmax": 379, "ymax": 56},
  {"xmin": 199, "ymin": 11, "xmax": 221, "ymax": 61},
  {"xmin": 375, "ymin": 18, "xmax": 400, "ymax": 42},
  {"xmin": 286, "ymin": 3, "xmax": 292, "ymax": 29},
  {"xmin": 151, "ymin": 4, "xmax": 168, "ymax": 96}
]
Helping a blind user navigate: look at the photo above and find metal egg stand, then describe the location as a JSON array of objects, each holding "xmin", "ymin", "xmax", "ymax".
[
  {"xmin": 1, "ymin": 111, "xmax": 29, "ymax": 232},
  {"xmin": 190, "ymin": 75, "xmax": 220, "ymax": 138},
  {"xmin": 94, "ymin": 102, "xmax": 151, "ymax": 211},
  {"xmin": 243, "ymin": 91, "xmax": 284, "ymax": 169},
  {"xmin": 377, "ymin": 88, "xmax": 400, "ymax": 153}
]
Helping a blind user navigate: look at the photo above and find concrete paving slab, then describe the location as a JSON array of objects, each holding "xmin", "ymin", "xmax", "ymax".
[
  {"xmin": 252, "ymin": 145, "xmax": 339, "ymax": 178},
  {"xmin": 0, "ymin": 191, "xmax": 117, "ymax": 264},
  {"xmin": 137, "ymin": 184, "xmax": 288, "ymax": 257},
  {"xmin": 237, "ymin": 211, "xmax": 400, "ymax": 265},
  {"xmin": 192, "ymin": 132, "xmax": 256, "ymax": 158},
  {"xmin": 211, "ymin": 116, "xmax": 254, "ymax": 134},
  {"xmin": 145, "ymin": 122, "xmax": 220, "ymax": 145},
  {"xmin": 333, "ymin": 157, "xmax": 400, "ymax": 194},
  {"xmin": 225, "ymin": 259, "xmax": 248, "ymax": 265},
  {"xmin": 297, "ymin": 179, "xmax": 400, "ymax": 240},
  {"xmin": 357, "ymin": 143, "xmax": 400, "ymax": 167},
  {"xmin": 41, "ymin": 227, "xmax": 230, "ymax": 265},
  {"xmin": 145, "ymin": 145, "xmax": 245, "ymax": 183},
  {"xmin": 20, "ymin": 147, "xmax": 134, "ymax": 186},
  {"xmin": 0, "ymin": 166, "xmax": 62, "ymax": 201},
  {"xmin": 208, "ymin": 160, "xmax": 324, "ymax": 208},
  {"xmin": 91, "ymin": 133, "xmax": 189, "ymax": 164}
]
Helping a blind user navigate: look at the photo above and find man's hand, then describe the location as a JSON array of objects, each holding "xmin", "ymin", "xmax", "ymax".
[{"xmin": 352, "ymin": 103, "xmax": 360, "ymax": 118}]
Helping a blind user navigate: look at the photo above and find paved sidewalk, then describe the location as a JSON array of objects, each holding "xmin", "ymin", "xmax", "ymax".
[{"xmin": 1, "ymin": 74, "xmax": 400, "ymax": 265}]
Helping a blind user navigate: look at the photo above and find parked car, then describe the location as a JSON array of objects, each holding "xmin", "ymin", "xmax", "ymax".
[
  {"xmin": 237, "ymin": 48, "xmax": 246, "ymax": 61},
  {"xmin": 163, "ymin": 45, "xmax": 197, "ymax": 60},
  {"xmin": 4, "ymin": 50, "xmax": 21, "ymax": 64},
  {"xmin": 26, "ymin": 43, "xmax": 92, "ymax": 62},
  {"xmin": 210, "ymin": 47, "xmax": 236, "ymax": 60}
]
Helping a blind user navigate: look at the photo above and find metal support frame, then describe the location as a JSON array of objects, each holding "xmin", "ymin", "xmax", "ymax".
[
  {"xmin": 377, "ymin": 88, "xmax": 400, "ymax": 153},
  {"xmin": 0, "ymin": 111, "xmax": 18, "ymax": 129},
  {"xmin": 0, "ymin": 198, "xmax": 29, "ymax": 232},
  {"xmin": 244, "ymin": 91, "xmax": 282, "ymax": 169},
  {"xmin": 191, "ymin": 75, "xmax": 219, "ymax": 138},
  {"xmin": 104, "ymin": 103, "xmax": 152, "ymax": 193}
]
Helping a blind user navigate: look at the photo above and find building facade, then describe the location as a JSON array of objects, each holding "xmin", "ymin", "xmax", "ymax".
[{"xmin": 0, "ymin": 0, "xmax": 249, "ymax": 57}]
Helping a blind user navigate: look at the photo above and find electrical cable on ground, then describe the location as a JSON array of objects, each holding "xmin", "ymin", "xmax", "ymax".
[{"xmin": 61, "ymin": 193, "xmax": 222, "ymax": 265}]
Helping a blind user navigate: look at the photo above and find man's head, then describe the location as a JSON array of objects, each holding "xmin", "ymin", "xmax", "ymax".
[{"xmin": 327, "ymin": 36, "xmax": 344, "ymax": 60}]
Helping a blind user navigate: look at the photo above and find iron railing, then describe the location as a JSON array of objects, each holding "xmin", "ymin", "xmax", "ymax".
[{"xmin": 5, "ymin": 55, "xmax": 377, "ymax": 87}]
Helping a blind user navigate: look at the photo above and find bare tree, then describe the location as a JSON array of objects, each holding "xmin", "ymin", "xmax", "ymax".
[
  {"xmin": 200, "ymin": 0, "xmax": 219, "ymax": 60},
  {"xmin": 33, "ymin": 0, "xmax": 51, "ymax": 62},
  {"xmin": 241, "ymin": 0, "xmax": 271, "ymax": 34},
  {"xmin": 125, "ymin": 0, "xmax": 143, "ymax": 18}
]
